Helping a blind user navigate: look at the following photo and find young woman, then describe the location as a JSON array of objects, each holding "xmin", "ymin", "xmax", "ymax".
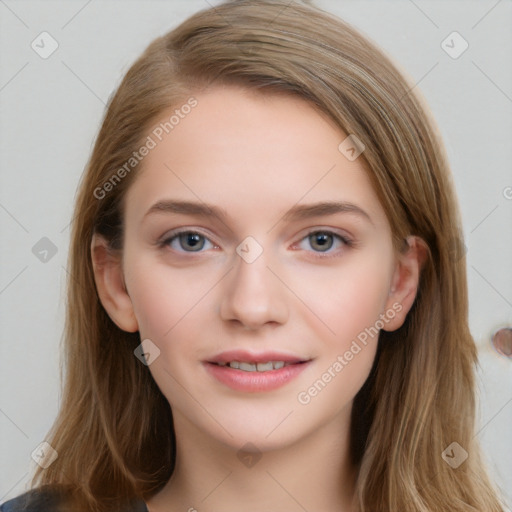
[{"xmin": 1, "ymin": 1, "xmax": 507, "ymax": 511}]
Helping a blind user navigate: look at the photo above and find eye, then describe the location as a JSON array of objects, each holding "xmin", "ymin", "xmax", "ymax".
[
  {"xmin": 295, "ymin": 230, "xmax": 352, "ymax": 257},
  {"xmin": 161, "ymin": 230, "xmax": 216, "ymax": 253},
  {"xmin": 159, "ymin": 228, "xmax": 352, "ymax": 257}
]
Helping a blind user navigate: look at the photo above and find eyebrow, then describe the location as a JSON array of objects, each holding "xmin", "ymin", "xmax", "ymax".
[{"xmin": 143, "ymin": 199, "xmax": 374, "ymax": 226}]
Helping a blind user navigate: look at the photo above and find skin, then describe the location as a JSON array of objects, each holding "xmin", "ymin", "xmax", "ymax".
[{"xmin": 92, "ymin": 85, "xmax": 425, "ymax": 512}]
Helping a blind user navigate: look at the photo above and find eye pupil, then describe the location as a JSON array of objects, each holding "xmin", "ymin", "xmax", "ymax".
[
  {"xmin": 310, "ymin": 232, "xmax": 333, "ymax": 252},
  {"xmin": 180, "ymin": 232, "xmax": 204, "ymax": 251}
]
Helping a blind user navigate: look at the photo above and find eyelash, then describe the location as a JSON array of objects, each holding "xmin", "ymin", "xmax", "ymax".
[{"xmin": 158, "ymin": 228, "xmax": 354, "ymax": 259}]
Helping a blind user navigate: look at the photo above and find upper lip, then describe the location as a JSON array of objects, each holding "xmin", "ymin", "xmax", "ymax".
[{"xmin": 207, "ymin": 350, "xmax": 309, "ymax": 365}]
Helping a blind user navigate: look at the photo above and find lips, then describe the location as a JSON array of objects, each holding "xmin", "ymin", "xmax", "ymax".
[
  {"xmin": 208, "ymin": 350, "xmax": 306, "ymax": 366},
  {"xmin": 218, "ymin": 360, "xmax": 292, "ymax": 372},
  {"xmin": 205, "ymin": 350, "xmax": 311, "ymax": 392}
]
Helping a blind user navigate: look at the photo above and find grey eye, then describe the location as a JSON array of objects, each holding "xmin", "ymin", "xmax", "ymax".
[
  {"xmin": 308, "ymin": 232, "xmax": 334, "ymax": 252},
  {"xmin": 178, "ymin": 232, "xmax": 206, "ymax": 251},
  {"xmin": 163, "ymin": 231, "xmax": 215, "ymax": 253}
]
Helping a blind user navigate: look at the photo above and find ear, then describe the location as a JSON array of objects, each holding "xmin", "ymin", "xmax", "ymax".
[
  {"xmin": 382, "ymin": 235, "xmax": 428, "ymax": 332},
  {"xmin": 91, "ymin": 233, "xmax": 139, "ymax": 333}
]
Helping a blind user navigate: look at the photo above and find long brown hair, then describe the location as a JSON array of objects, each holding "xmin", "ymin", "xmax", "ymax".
[{"xmin": 31, "ymin": 1, "xmax": 506, "ymax": 510}]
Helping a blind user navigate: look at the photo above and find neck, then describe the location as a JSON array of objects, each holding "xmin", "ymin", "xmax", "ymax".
[{"xmin": 146, "ymin": 408, "xmax": 358, "ymax": 512}]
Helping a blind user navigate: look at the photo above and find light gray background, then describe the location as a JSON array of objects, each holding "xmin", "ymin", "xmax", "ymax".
[{"xmin": 1, "ymin": 0, "xmax": 511, "ymax": 506}]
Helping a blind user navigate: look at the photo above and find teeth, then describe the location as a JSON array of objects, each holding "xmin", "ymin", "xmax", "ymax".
[
  {"xmin": 236, "ymin": 362, "xmax": 254, "ymax": 371},
  {"xmin": 256, "ymin": 362, "xmax": 273, "ymax": 372},
  {"xmin": 217, "ymin": 361, "xmax": 291, "ymax": 372}
]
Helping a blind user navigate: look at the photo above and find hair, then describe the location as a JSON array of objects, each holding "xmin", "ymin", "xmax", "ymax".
[{"xmin": 29, "ymin": 1, "xmax": 506, "ymax": 511}]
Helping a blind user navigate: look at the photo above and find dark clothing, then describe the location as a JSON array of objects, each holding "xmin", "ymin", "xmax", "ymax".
[{"xmin": 0, "ymin": 487, "xmax": 148, "ymax": 512}]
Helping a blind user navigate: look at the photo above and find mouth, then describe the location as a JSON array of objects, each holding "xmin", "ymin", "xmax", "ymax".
[
  {"xmin": 204, "ymin": 350, "xmax": 312, "ymax": 392},
  {"xmin": 215, "ymin": 360, "xmax": 300, "ymax": 372}
]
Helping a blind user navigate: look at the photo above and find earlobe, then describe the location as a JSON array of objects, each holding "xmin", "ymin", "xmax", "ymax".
[
  {"xmin": 382, "ymin": 235, "xmax": 428, "ymax": 332},
  {"xmin": 91, "ymin": 234, "xmax": 139, "ymax": 333}
]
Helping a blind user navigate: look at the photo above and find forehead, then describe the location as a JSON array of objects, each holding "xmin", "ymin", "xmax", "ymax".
[{"xmin": 124, "ymin": 85, "xmax": 387, "ymax": 230}]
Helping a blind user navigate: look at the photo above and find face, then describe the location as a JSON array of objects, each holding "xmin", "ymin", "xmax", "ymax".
[{"xmin": 106, "ymin": 85, "xmax": 409, "ymax": 452}]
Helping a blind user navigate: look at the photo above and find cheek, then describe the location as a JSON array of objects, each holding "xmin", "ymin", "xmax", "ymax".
[
  {"xmin": 125, "ymin": 264, "xmax": 210, "ymax": 393},
  {"xmin": 124, "ymin": 256, "xmax": 215, "ymax": 339},
  {"xmin": 292, "ymin": 260, "xmax": 387, "ymax": 413},
  {"xmin": 286, "ymin": 252, "xmax": 393, "ymax": 348}
]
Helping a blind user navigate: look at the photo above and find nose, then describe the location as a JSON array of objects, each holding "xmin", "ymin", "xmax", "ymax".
[{"xmin": 219, "ymin": 247, "xmax": 289, "ymax": 330}]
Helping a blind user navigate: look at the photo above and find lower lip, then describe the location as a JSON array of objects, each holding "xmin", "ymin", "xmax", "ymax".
[{"xmin": 204, "ymin": 362, "xmax": 310, "ymax": 392}]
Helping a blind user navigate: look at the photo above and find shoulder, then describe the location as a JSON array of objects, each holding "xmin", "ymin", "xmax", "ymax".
[
  {"xmin": 0, "ymin": 487, "xmax": 148, "ymax": 512},
  {"xmin": 0, "ymin": 486, "xmax": 65, "ymax": 512}
]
